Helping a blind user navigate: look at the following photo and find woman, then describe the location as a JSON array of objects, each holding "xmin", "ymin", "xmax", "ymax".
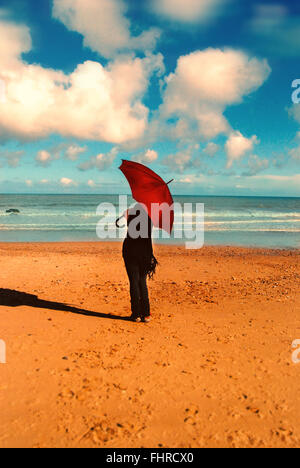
[{"xmin": 116, "ymin": 203, "xmax": 158, "ymax": 323}]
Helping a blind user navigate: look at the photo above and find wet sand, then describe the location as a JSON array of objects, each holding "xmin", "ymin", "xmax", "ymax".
[{"xmin": 0, "ymin": 242, "xmax": 299, "ymax": 448}]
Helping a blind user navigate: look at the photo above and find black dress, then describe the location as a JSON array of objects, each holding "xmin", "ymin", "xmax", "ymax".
[
  {"xmin": 123, "ymin": 212, "xmax": 157, "ymax": 278},
  {"xmin": 121, "ymin": 206, "xmax": 158, "ymax": 319}
]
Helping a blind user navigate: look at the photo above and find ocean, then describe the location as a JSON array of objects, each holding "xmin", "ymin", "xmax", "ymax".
[{"xmin": 0, "ymin": 194, "xmax": 299, "ymax": 248}]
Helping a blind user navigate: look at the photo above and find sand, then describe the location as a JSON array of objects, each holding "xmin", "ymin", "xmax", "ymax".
[{"xmin": 0, "ymin": 242, "xmax": 299, "ymax": 448}]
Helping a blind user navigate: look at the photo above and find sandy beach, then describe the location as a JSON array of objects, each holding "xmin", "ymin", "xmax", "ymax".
[{"xmin": 0, "ymin": 242, "xmax": 299, "ymax": 448}]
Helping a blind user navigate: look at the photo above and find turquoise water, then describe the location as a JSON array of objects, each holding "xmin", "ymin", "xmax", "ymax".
[{"xmin": 0, "ymin": 194, "xmax": 299, "ymax": 248}]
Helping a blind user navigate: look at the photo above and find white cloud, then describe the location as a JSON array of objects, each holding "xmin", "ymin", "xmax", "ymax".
[
  {"xmin": 60, "ymin": 177, "xmax": 77, "ymax": 187},
  {"xmin": 26, "ymin": 179, "xmax": 33, "ymax": 187},
  {"xmin": 65, "ymin": 144, "xmax": 87, "ymax": 161},
  {"xmin": 41, "ymin": 142, "xmax": 87, "ymax": 161},
  {"xmin": 161, "ymin": 149, "xmax": 193, "ymax": 173},
  {"xmin": 0, "ymin": 19, "xmax": 31, "ymax": 67},
  {"xmin": 94, "ymin": 152, "xmax": 116, "ymax": 171},
  {"xmin": 36, "ymin": 150, "xmax": 52, "ymax": 167},
  {"xmin": 225, "ymin": 131, "xmax": 259, "ymax": 168},
  {"xmin": 78, "ymin": 147, "xmax": 118, "ymax": 171},
  {"xmin": 288, "ymin": 109, "xmax": 300, "ymax": 160},
  {"xmin": 272, "ymin": 153, "xmax": 287, "ymax": 169},
  {"xmin": 253, "ymin": 174, "xmax": 300, "ymax": 184},
  {"xmin": 35, "ymin": 144, "xmax": 86, "ymax": 166},
  {"xmin": 177, "ymin": 174, "xmax": 206, "ymax": 184},
  {"xmin": 242, "ymin": 154, "xmax": 269, "ymax": 176},
  {"xmin": 288, "ymin": 109, "xmax": 300, "ymax": 164},
  {"xmin": 53, "ymin": 0, "xmax": 160, "ymax": 59},
  {"xmin": 119, "ymin": 48, "xmax": 270, "ymax": 152},
  {"xmin": 289, "ymin": 146, "xmax": 300, "ymax": 161},
  {"xmin": 160, "ymin": 48, "xmax": 271, "ymax": 141},
  {"xmin": 0, "ymin": 19, "xmax": 164, "ymax": 145},
  {"xmin": 87, "ymin": 179, "xmax": 96, "ymax": 188},
  {"xmin": 132, "ymin": 149, "xmax": 158, "ymax": 164},
  {"xmin": 289, "ymin": 104, "xmax": 300, "ymax": 125},
  {"xmin": 152, "ymin": 0, "xmax": 228, "ymax": 24},
  {"xmin": 0, "ymin": 150, "xmax": 24, "ymax": 167},
  {"xmin": 180, "ymin": 177, "xmax": 193, "ymax": 183},
  {"xmin": 203, "ymin": 142, "xmax": 220, "ymax": 157},
  {"xmin": 163, "ymin": 48, "xmax": 270, "ymax": 108}
]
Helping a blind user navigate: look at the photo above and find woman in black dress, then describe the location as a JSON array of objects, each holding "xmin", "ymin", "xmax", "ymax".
[{"xmin": 116, "ymin": 204, "xmax": 158, "ymax": 323}]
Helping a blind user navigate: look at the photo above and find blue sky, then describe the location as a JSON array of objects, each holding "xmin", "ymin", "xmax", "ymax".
[{"xmin": 0, "ymin": 0, "xmax": 300, "ymax": 196}]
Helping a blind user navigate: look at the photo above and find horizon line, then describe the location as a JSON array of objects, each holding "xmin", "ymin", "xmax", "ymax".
[{"xmin": 0, "ymin": 193, "xmax": 299, "ymax": 199}]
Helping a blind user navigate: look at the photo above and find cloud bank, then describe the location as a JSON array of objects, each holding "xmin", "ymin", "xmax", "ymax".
[
  {"xmin": 160, "ymin": 48, "xmax": 270, "ymax": 140},
  {"xmin": 0, "ymin": 9, "xmax": 272, "ymax": 174},
  {"xmin": 53, "ymin": 0, "xmax": 160, "ymax": 58},
  {"xmin": 0, "ymin": 19, "xmax": 164, "ymax": 145}
]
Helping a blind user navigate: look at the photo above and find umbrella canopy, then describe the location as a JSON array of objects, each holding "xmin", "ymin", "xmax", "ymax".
[{"xmin": 119, "ymin": 160, "xmax": 174, "ymax": 234}]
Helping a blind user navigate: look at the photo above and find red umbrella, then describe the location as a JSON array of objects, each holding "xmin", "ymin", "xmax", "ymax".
[{"xmin": 119, "ymin": 160, "xmax": 174, "ymax": 234}]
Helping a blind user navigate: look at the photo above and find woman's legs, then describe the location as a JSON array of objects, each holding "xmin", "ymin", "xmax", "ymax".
[
  {"xmin": 125, "ymin": 262, "xmax": 151, "ymax": 320},
  {"xmin": 138, "ymin": 270, "xmax": 150, "ymax": 319},
  {"xmin": 125, "ymin": 263, "xmax": 141, "ymax": 320}
]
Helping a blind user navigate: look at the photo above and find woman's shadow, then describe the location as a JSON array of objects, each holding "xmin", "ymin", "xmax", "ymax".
[{"xmin": 0, "ymin": 289, "xmax": 131, "ymax": 322}]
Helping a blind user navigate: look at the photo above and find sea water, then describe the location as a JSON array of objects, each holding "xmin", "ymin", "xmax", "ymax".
[{"xmin": 0, "ymin": 194, "xmax": 299, "ymax": 248}]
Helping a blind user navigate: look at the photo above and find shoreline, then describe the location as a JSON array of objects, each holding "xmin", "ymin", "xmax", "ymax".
[{"xmin": 0, "ymin": 240, "xmax": 298, "ymax": 252}]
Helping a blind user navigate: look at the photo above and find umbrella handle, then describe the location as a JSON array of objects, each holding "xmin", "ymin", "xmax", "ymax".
[{"xmin": 116, "ymin": 215, "xmax": 126, "ymax": 229}]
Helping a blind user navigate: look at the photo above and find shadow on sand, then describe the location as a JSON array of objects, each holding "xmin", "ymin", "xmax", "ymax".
[{"xmin": 0, "ymin": 288, "xmax": 131, "ymax": 322}]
